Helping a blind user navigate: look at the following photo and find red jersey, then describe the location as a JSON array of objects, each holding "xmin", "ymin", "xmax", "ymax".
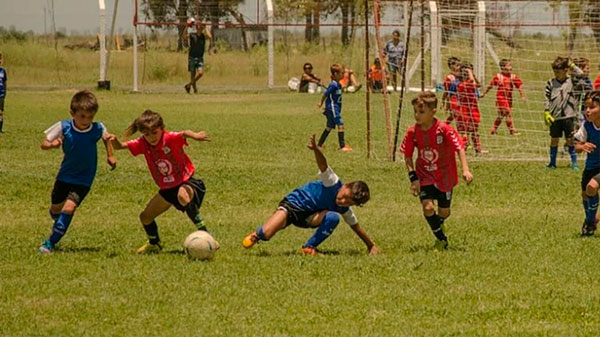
[
  {"xmin": 400, "ymin": 119, "xmax": 464, "ymax": 192},
  {"xmin": 594, "ymin": 74, "xmax": 600, "ymax": 90},
  {"xmin": 489, "ymin": 72, "xmax": 523, "ymax": 107},
  {"xmin": 443, "ymin": 73, "xmax": 459, "ymax": 111},
  {"xmin": 127, "ymin": 131, "xmax": 195, "ymax": 190}
]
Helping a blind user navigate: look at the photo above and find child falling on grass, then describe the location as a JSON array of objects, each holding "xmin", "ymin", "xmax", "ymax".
[
  {"xmin": 110, "ymin": 109, "xmax": 216, "ymax": 254},
  {"xmin": 242, "ymin": 134, "xmax": 379, "ymax": 256},
  {"xmin": 38, "ymin": 90, "xmax": 116, "ymax": 254},
  {"xmin": 574, "ymin": 91, "xmax": 600, "ymax": 237},
  {"xmin": 400, "ymin": 91, "xmax": 473, "ymax": 251}
]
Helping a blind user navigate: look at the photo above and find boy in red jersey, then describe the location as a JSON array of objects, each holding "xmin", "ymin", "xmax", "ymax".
[
  {"xmin": 456, "ymin": 62, "xmax": 482, "ymax": 154},
  {"xmin": 400, "ymin": 91, "xmax": 473, "ymax": 250},
  {"xmin": 110, "ymin": 109, "xmax": 214, "ymax": 254},
  {"xmin": 442, "ymin": 57, "xmax": 461, "ymax": 126},
  {"xmin": 481, "ymin": 59, "xmax": 526, "ymax": 135}
]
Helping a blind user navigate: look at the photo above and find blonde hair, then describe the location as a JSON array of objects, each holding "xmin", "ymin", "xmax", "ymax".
[
  {"xmin": 125, "ymin": 109, "xmax": 165, "ymax": 137},
  {"xmin": 70, "ymin": 90, "xmax": 98, "ymax": 114},
  {"xmin": 330, "ymin": 63, "xmax": 344, "ymax": 76}
]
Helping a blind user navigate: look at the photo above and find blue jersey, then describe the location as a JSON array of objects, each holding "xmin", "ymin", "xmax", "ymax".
[
  {"xmin": 0, "ymin": 67, "xmax": 6, "ymax": 98},
  {"xmin": 324, "ymin": 80, "xmax": 342, "ymax": 116},
  {"xmin": 575, "ymin": 121, "xmax": 600, "ymax": 170},
  {"xmin": 284, "ymin": 167, "xmax": 358, "ymax": 225},
  {"xmin": 44, "ymin": 120, "xmax": 106, "ymax": 187}
]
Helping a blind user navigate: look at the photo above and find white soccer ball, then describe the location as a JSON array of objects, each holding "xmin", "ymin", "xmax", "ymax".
[
  {"xmin": 347, "ymin": 85, "xmax": 356, "ymax": 93},
  {"xmin": 184, "ymin": 230, "xmax": 219, "ymax": 261},
  {"xmin": 288, "ymin": 77, "xmax": 300, "ymax": 91}
]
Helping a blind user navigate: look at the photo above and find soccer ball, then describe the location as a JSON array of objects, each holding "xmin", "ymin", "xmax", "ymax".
[{"xmin": 183, "ymin": 230, "xmax": 219, "ymax": 261}]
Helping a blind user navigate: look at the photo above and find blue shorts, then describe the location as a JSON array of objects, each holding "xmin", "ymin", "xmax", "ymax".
[
  {"xmin": 387, "ymin": 59, "xmax": 401, "ymax": 74},
  {"xmin": 188, "ymin": 57, "xmax": 204, "ymax": 72},
  {"xmin": 324, "ymin": 110, "xmax": 343, "ymax": 128}
]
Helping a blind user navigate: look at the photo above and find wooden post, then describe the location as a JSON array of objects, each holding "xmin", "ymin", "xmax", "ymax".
[{"xmin": 373, "ymin": 0, "xmax": 393, "ymax": 159}]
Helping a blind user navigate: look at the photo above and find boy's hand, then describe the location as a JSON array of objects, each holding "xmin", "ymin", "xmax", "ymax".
[
  {"xmin": 521, "ymin": 96, "xmax": 527, "ymax": 103},
  {"xmin": 194, "ymin": 131, "xmax": 210, "ymax": 142},
  {"xmin": 410, "ymin": 180, "xmax": 420, "ymax": 196},
  {"xmin": 543, "ymin": 111, "xmax": 555, "ymax": 126},
  {"xmin": 582, "ymin": 142, "xmax": 597, "ymax": 153},
  {"xmin": 317, "ymin": 102, "xmax": 323, "ymax": 109},
  {"xmin": 462, "ymin": 170, "xmax": 473, "ymax": 184},
  {"xmin": 52, "ymin": 138, "xmax": 63, "ymax": 148},
  {"xmin": 479, "ymin": 93, "xmax": 485, "ymax": 99},
  {"xmin": 107, "ymin": 156, "xmax": 117, "ymax": 170},
  {"xmin": 368, "ymin": 245, "xmax": 380, "ymax": 255},
  {"xmin": 307, "ymin": 134, "xmax": 318, "ymax": 151}
]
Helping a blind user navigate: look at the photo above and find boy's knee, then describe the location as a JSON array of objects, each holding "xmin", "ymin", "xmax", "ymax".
[
  {"xmin": 586, "ymin": 184, "xmax": 598, "ymax": 197},
  {"xmin": 422, "ymin": 203, "xmax": 435, "ymax": 216},
  {"xmin": 324, "ymin": 212, "xmax": 340, "ymax": 226},
  {"xmin": 139, "ymin": 211, "xmax": 153, "ymax": 225},
  {"xmin": 438, "ymin": 208, "xmax": 451, "ymax": 219},
  {"xmin": 177, "ymin": 185, "xmax": 194, "ymax": 207}
]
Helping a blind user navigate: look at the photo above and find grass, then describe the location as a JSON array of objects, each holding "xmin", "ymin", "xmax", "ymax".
[{"xmin": 1, "ymin": 89, "xmax": 600, "ymax": 336}]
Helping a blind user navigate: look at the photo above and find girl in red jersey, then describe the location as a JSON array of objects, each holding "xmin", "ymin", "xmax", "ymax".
[
  {"xmin": 111, "ymin": 109, "xmax": 214, "ymax": 254},
  {"xmin": 400, "ymin": 91, "xmax": 473, "ymax": 250}
]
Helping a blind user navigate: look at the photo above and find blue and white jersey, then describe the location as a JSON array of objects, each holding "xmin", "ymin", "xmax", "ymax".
[
  {"xmin": 285, "ymin": 167, "xmax": 358, "ymax": 225},
  {"xmin": 383, "ymin": 39, "xmax": 405, "ymax": 65},
  {"xmin": 324, "ymin": 80, "xmax": 342, "ymax": 116},
  {"xmin": 575, "ymin": 120, "xmax": 600, "ymax": 170},
  {"xmin": 0, "ymin": 67, "xmax": 7, "ymax": 98},
  {"xmin": 44, "ymin": 119, "xmax": 107, "ymax": 187}
]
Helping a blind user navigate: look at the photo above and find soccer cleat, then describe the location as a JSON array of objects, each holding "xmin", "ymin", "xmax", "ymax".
[
  {"xmin": 572, "ymin": 163, "xmax": 580, "ymax": 172},
  {"xmin": 136, "ymin": 241, "xmax": 162, "ymax": 254},
  {"xmin": 300, "ymin": 246, "xmax": 322, "ymax": 256},
  {"xmin": 184, "ymin": 84, "xmax": 191, "ymax": 94},
  {"xmin": 545, "ymin": 164, "xmax": 557, "ymax": 170},
  {"xmin": 242, "ymin": 232, "xmax": 259, "ymax": 248},
  {"xmin": 354, "ymin": 84, "xmax": 363, "ymax": 92},
  {"xmin": 37, "ymin": 240, "xmax": 53, "ymax": 255},
  {"xmin": 489, "ymin": 129, "xmax": 497, "ymax": 135},
  {"xmin": 510, "ymin": 131, "xmax": 520, "ymax": 136},
  {"xmin": 340, "ymin": 145, "xmax": 353, "ymax": 152},
  {"xmin": 433, "ymin": 239, "xmax": 448, "ymax": 251},
  {"xmin": 581, "ymin": 219, "xmax": 598, "ymax": 237}
]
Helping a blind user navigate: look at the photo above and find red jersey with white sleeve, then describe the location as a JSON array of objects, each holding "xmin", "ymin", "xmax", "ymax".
[
  {"xmin": 126, "ymin": 131, "xmax": 195, "ymax": 190},
  {"xmin": 490, "ymin": 73, "xmax": 523, "ymax": 108},
  {"xmin": 400, "ymin": 118, "xmax": 464, "ymax": 192}
]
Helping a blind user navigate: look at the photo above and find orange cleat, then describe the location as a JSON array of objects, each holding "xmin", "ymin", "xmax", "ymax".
[
  {"xmin": 300, "ymin": 246, "xmax": 322, "ymax": 256},
  {"xmin": 242, "ymin": 232, "xmax": 259, "ymax": 248}
]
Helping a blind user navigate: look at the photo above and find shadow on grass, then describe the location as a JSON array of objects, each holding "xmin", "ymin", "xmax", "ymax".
[
  {"xmin": 59, "ymin": 246, "xmax": 102, "ymax": 253},
  {"xmin": 250, "ymin": 248, "xmax": 366, "ymax": 257},
  {"xmin": 165, "ymin": 249, "xmax": 185, "ymax": 255},
  {"xmin": 407, "ymin": 243, "xmax": 467, "ymax": 253}
]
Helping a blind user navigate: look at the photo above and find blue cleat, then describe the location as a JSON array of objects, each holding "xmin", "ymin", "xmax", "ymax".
[{"xmin": 38, "ymin": 240, "xmax": 53, "ymax": 254}]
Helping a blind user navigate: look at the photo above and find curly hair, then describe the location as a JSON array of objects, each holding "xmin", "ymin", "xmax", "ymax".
[
  {"xmin": 124, "ymin": 109, "xmax": 165, "ymax": 137},
  {"xmin": 347, "ymin": 181, "xmax": 370, "ymax": 206}
]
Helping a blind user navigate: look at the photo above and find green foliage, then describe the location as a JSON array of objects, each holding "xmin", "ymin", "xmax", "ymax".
[{"xmin": 2, "ymin": 90, "xmax": 600, "ymax": 335}]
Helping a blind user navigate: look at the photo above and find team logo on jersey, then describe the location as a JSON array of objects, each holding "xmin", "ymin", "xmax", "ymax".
[
  {"xmin": 156, "ymin": 159, "xmax": 173, "ymax": 176},
  {"xmin": 436, "ymin": 135, "xmax": 443, "ymax": 144},
  {"xmin": 163, "ymin": 146, "xmax": 171, "ymax": 155},
  {"xmin": 420, "ymin": 147, "xmax": 439, "ymax": 172}
]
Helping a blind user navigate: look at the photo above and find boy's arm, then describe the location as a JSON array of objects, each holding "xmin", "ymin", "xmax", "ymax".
[
  {"xmin": 308, "ymin": 134, "xmax": 327, "ymax": 172},
  {"xmin": 458, "ymin": 148, "xmax": 473, "ymax": 183},
  {"xmin": 183, "ymin": 130, "xmax": 211, "ymax": 142},
  {"xmin": 480, "ymin": 84, "xmax": 493, "ymax": 98},
  {"xmin": 349, "ymin": 223, "xmax": 380, "ymax": 255},
  {"xmin": 518, "ymin": 87, "xmax": 526, "ymax": 102},
  {"xmin": 317, "ymin": 93, "xmax": 326, "ymax": 109},
  {"xmin": 203, "ymin": 26, "xmax": 212, "ymax": 40},
  {"xmin": 102, "ymin": 133, "xmax": 117, "ymax": 170},
  {"xmin": 40, "ymin": 138, "xmax": 62, "ymax": 150},
  {"xmin": 405, "ymin": 155, "xmax": 420, "ymax": 197}
]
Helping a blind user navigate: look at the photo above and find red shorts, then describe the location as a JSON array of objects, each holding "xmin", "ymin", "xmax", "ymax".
[
  {"xmin": 496, "ymin": 99, "xmax": 512, "ymax": 116},
  {"xmin": 461, "ymin": 107, "xmax": 480, "ymax": 133}
]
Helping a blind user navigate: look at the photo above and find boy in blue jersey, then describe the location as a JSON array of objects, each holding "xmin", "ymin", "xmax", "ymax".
[
  {"xmin": 575, "ymin": 91, "xmax": 600, "ymax": 236},
  {"xmin": 38, "ymin": 90, "xmax": 116, "ymax": 254},
  {"xmin": 317, "ymin": 63, "xmax": 352, "ymax": 152},
  {"xmin": 242, "ymin": 134, "xmax": 379, "ymax": 255},
  {"xmin": 0, "ymin": 52, "xmax": 7, "ymax": 133}
]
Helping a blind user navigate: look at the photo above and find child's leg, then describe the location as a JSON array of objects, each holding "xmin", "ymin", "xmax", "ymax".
[
  {"xmin": 177, "ymin": 179, "xmax": 207, "ymax": 230},
  {"xmin": 46, "ymin": 199, "xmax": 77, "ymax": 247},
  {"xmin": 139, "ymin": 193, "xmax": 172, "ymax": 245},
  {"xmin": 566, "ymin": 136, "xmax": 578, "ymax": 168},
  {"xmin": 490, "ymin": 108, "xmax": 503, "ymax": 134},
  {"xmin": 255, "ymin": 209, "xmax": 288, "ymax": 241},
  {"xmin": 504, "ymin": 108, "xmax": 516, "ymax": 134},
  {"xmin": 422, "ymin": 199, "xmax": 447, "ymax": 242},
  {"xmin": 0, "ymin": 108, "xmax": 4, "ymax": 133},
  {"xmin": 318, "ymin": 127, "xmax": 333, "ymax": 147},
  {"xmin": 585, "ymin": 178, "xmax": 600, "ymax": 225},
  {"xmin": 337, "ymin": 124, "xmax": 346, "ymax": 149},
  {"xmin": 303, "ymin": 211, "xmax": 339, "ymax": 248},
  {"xmin": 191, "ymin": 68, "xmax": 204, "ymax": 92}
]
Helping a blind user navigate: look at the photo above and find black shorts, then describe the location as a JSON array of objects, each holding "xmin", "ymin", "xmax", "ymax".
[
  {"xmin": 0, "ymin": 97, "xmax": 4, "ymax": 111},
  {"xmin": 51, "ymin": 180, "xmax": 90, "ymax": 206},
  {"xmin": 550, "ymin": 118, "xmax": 575, "ymax": 138},
  {"xmin": 158, "ymin": 177, "xmax": 206, "ymax": 212},
  {"xmin": 278, "ymin": 198, "xmax": 317, "ymax": 229},
  {"xmin": 582, "ymin": 168, "xmax": 600, "ymax": 191},
  {"xmin": 419, "ymin": 185, "xmax": 453, "ymax": 208}
]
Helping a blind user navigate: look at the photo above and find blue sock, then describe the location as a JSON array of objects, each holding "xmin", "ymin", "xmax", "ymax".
[
  {"xmin": 48, "ymin": 212, "xmax": 73, "ymax": 246},
  {"xmin": 49, "ymin": 210, "xmax": 59, "ymax": 221},
  {"xmin": 303, "ymin": 212, "xmax": 340, "ymax": 248},
  {"xmin": 569, "ymin": 146, "xmax": 577, "ymax": 165},
  {"xmin": 586, "ymin": 195, "xmax": 599, "ymax": 224},
  {"xmin": 549, "ymin": 146, "xmax": 558, "ymax": 166},
  {"xmin": 256, "ymin": 226, "xmax": 268, "ymax": 241}
]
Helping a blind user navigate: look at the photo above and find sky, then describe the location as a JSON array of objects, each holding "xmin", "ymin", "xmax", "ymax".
[{"xmin": 0, "ymin": 0, "xmax": 260, "ymax": 35}]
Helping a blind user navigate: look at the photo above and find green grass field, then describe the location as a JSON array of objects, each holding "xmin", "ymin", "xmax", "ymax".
[{"xmin": 1, "ymin": 89, "xmax": 599, "ymax": 336}]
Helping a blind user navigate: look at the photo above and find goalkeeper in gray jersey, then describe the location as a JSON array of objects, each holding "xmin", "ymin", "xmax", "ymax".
[{"xmin": 543, "ymin": 56, "xmax": 590, "ymax": 170}]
